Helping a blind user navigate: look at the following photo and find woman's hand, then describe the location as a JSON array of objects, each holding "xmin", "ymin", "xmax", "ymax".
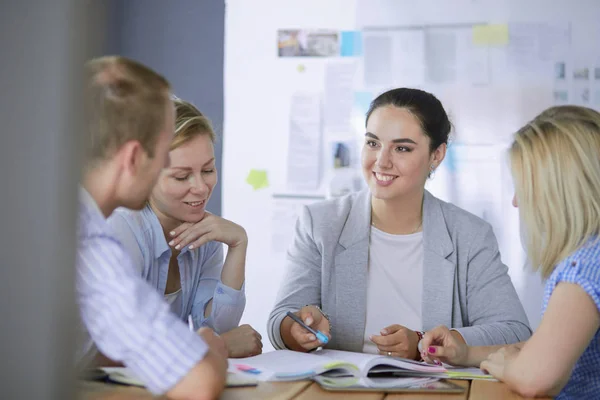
[
  {"xmin": 369, "ymin": 325, "xmax": 419, "ymax": 359},
  {"xmin": 287, "ymin": 306, "xmax": 331, "ymax": 351},
  {"xmin": 480, "ymin": 346, "xmax": 519, "ymax": 380},
  {"xmin": 168, "ymin": 213, "xmax": 248, "ymax": 250},
  {"xmin": 420, "ymin": 325, "xmax": 469, "ymax": 366},
  {"xmin": 221, "ymin": 325, "xmax": 263, "ymax": 358}
]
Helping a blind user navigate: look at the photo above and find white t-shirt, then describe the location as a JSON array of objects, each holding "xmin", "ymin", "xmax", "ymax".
[{"xmin": 362, "ymin": 226, "xmax": 424, "ymax": 354}]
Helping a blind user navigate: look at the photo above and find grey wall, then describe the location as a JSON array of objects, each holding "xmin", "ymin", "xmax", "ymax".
[
  {"xmin": 0, "ymin": 1, "xmax": 105, "ymax": 399},
  {"xmin": 107, "ymin": 0, "xmax": 225, "ymax": 215}
]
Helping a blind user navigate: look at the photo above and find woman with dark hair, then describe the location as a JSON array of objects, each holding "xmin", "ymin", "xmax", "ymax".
[{"xmin": 268, "ymin": 88, "xmax": 531, "ymax": 359}]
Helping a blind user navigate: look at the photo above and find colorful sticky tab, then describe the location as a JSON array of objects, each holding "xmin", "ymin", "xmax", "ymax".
[{"xmin": 235, "ymin": 364, "xmax": 262, "ymax": 375}]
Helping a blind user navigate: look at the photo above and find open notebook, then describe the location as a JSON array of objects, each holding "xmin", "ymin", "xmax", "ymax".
[
  {"xmin": 228, "ymin": 349, "xmax": 495, "ymax": 382},
  {"xmin": 100, "ymin": 367, "xmax": 259, "ymax": 388}
]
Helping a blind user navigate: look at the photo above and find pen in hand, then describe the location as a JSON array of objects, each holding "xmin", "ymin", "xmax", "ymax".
[{"xmin": 286, "ymin": 311, "xmax": 329, "ymax": 344}]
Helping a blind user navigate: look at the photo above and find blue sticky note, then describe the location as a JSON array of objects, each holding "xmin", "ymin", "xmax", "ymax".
[
  {"xmin": 353, "ymin": 91, "xmax": 373, "ymax": 115},
  {"xmin": 341, "ymin": 31, "xmax": 363, "ymax": 57}
]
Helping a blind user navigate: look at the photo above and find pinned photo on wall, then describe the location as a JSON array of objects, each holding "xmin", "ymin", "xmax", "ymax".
[
  {"xmin": 553, "ymin": 90, "xmax": 568, "ymax": 104},
  {"xmin": 332, "ymin": 141, "xmax": 353, "ymax": 168},
  {"xmin": 277, "ymin": 29, "xmax": 339, "ymax": 57},
  {"xmin": 554, "ymin": 62, "xmax": 566, "ymax": 80},
  {"xmin": 577, "ymin": 88, "xmax": 590, "ymax": 104},
  {"xmin": 573, "ymin": 67, "xmax": 589, "ymax": 80},
  {"xmin": 326, "ymin": 140, "xmax": 364, "ymax": 198}
]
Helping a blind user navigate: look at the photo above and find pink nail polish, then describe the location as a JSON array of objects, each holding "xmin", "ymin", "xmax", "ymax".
[{"xmin": 428, "ymin": 347, "xmax": 436, "ymax": 354}]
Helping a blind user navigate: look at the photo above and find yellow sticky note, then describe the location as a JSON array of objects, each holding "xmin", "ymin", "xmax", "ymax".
[
  {"xmin": 472, "ymin": 24, "xmax": 509, "ymax": 46},
  {"xmin": 246, "ymin": 169, "xmax": 269, "ymax": 190}
]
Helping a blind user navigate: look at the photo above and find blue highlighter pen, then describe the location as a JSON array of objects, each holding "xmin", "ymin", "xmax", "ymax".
[{"xmin": 286, "ymin": 311, "xmax": 329, "ymax": 344}]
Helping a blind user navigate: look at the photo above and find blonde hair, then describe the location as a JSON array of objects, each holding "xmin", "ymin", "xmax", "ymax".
[
  {"xmin": 85, "ymin": 56, "xmax": 170, "ymax": 163},
  {"xmin": 170, "ymin": 97, "xmax": 216, "ymax": 150},
  {"xmin": 510, "ymin": 105, "xmax": 600, "ymax": 278}
]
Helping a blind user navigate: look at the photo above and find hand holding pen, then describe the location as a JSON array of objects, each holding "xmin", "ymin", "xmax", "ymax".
[{"xmin": 286, "ymin": 306, "xmax": 331, "ymax": 351}]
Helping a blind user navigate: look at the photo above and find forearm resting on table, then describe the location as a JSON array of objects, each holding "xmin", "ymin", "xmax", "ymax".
[
  {"xmin": 502, "ymin": 359, "xmax": 567, "ymax": 399},
  {"xmin": 167, "ymin": 349, "xmax": 227, "ymax": 400},
  {"xmin": 465, "ymin": 342, "xmax": 526, "ymax": 367}
]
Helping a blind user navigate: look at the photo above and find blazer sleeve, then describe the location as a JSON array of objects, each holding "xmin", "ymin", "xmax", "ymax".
[
  {"xmin": 453, "ymin": 223, "xmax": 532, "ymax": 346},
  {"xmin": 267, "ymin": 205, "xmax": 323, "ymax": 349}
]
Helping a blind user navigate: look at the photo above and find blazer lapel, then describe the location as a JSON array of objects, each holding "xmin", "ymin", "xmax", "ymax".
[
  {"xmin": 332, "ymin": 190, "xmax": 371, "ymax": 352},
  {"xmin": 421, "ymin": 191, "xmax": 456, "ymax": 330}
]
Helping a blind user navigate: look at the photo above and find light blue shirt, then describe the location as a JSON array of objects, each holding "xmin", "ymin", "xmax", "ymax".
[
  {"xmin": 77, "ymin": 189, "xmax": 208, "ymax": 394},
  {"xmin": 543, "ymin": 237, "xmax": 600, "ymax": 399},
  {"xmin": 107, "ymin": 205, "xmax": 246, "ymax": 333}
]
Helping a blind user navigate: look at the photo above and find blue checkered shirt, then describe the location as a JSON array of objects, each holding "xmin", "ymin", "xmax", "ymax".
[{"xmin": 542, "ymin": 237, "xmax": 600, "ymax": 399}]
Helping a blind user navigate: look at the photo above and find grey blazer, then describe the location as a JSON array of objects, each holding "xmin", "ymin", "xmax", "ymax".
[{"xmin": 268, "ymin": 189, "xmax": 531, "ymax": 351}]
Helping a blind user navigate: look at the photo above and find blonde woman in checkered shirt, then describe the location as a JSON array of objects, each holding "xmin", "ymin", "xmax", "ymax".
[{"xmin": 421, "ymin": 105, "xmax": 600, "ymax": 399}]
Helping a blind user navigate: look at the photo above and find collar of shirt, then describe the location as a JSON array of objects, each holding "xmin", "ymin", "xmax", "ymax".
[{"xmin": 79, "ymin": 186, "xmax": 106, "ymax": 221}]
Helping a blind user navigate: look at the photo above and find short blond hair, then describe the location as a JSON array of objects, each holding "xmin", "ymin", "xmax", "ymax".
[
  {"xmin": 85, "ymin": 56, "xmax": 171, "ymax": 163},
  {"xmin": 510, "ymin": 105, "xmax": 600, "ymax": 278},
  {"xmin": 171, "ymin": 97, "xmax": 216, "ymax": 150}
]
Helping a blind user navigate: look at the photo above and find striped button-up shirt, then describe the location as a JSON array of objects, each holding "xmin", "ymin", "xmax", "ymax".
[{"xmin": 76, "ymin": 188, "xmax": 208, "ymax": 394}]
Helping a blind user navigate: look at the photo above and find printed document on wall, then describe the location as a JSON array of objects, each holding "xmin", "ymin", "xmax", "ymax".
[
  {"xmin": 363, "ymin": 29, "xmax": 425, "ymax": 88},
  {"xmin": 286, "ymin": 93, "xmax": 322, "ymax": 191},
  {"xmin": 425, "ymin": 27, "xmax": 490, "ymax": 86},
  {"xmin": 324, "ymin": 62, "xmax": 358, "ymax": 135},
  {"xmin": 504, "ymin": 22, "xmax": 571, "ymax": 83}
]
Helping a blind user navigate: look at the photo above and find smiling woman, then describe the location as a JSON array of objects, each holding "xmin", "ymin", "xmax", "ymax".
[
  {"xmin": 105, "ymin": 98, "xmax": 263, "ymax": 359},
  {"xmin": 268, "ymin": 88, "xmax": 531, "ymax": 359}
]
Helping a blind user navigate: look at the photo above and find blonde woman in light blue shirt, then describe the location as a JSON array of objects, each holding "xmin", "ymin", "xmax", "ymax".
[{"xmin": 108, "ymin": 98, "xmax": 262, "ymax": 358}]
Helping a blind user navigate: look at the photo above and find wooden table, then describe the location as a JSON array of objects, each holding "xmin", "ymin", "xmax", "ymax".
[{"xmin": 79, "ymin": 379, "xmax": 553, "ymax": 399}]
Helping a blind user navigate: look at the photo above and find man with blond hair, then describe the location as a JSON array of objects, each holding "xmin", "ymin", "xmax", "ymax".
[{"xmin": 78, "ymin": 56, "xmax": 227, "ymax": 399}]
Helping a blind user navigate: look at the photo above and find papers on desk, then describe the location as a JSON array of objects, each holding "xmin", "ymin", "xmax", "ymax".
[
  {"xmin": 228, "ymin": 349, "xmax": 496, "ymax": 385},
  {"xmin": 100, "ymin": 367, "xmax": 258, "ymax": 388}
]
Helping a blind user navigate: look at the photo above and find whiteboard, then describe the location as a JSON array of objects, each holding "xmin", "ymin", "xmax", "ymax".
[{"xmin": 224, "ymin": 0, "xmax": 600, "ymax": 350}]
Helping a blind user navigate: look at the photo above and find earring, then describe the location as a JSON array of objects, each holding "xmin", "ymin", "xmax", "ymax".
[{"xmin": 428, "ymin": 164, "xmax": 436, "ymax": 179}]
